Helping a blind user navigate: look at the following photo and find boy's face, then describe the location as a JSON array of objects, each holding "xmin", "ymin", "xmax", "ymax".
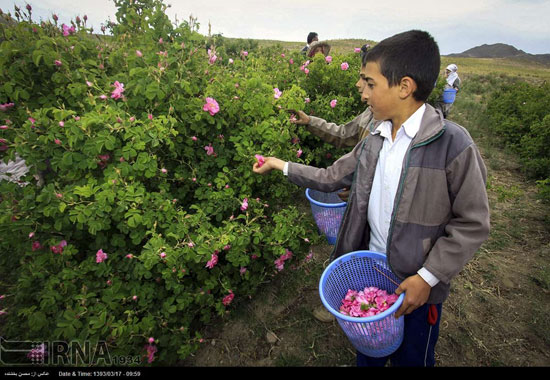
[{"xmin": 356, "ymin": 61, "xmax": 400, "ymax": 122}]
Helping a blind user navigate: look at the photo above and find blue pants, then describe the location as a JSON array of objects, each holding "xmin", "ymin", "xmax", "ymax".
[{"xmin": 356, "ymin": 303, "xmax": 442, "ymax": 367}]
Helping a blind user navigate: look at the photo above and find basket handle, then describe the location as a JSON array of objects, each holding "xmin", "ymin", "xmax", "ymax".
[{"xmin": 373, "ymin": 266, "xmax": 401, "ymax": 288}]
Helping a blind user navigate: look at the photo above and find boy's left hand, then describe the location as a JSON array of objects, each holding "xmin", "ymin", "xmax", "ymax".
[{"xmin": 394, "ymin": 274, "xmax": 431, "ymax": 319}]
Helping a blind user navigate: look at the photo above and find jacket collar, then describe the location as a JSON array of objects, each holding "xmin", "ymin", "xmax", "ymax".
[{"xmin": 371, "ymin": 103, "xmax": 445, "ymax": 145}]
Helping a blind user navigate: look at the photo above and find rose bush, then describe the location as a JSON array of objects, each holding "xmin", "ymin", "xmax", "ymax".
[{"xmin": 0, "ymin": 0, "xmax": 371, "ymax": 365}]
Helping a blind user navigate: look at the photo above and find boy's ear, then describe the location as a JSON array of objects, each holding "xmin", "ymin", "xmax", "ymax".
[{"xmin": 399, "ymin": 76, "xmax": 417, "ymax": 99}]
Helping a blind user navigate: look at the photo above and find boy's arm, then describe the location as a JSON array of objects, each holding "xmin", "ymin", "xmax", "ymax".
[
  {"xmin": 286, "ymin": 140, "xmax": 362, "ymax": 192},
  {"xmin": 253, "ymin": 139, "xmax": 365, "ymax": 192},
  {"xmin": 423, "ymin": 143, "xmax": 490, "ymax": 284},
  {"xmin": 292, "ymin": 110, "xmax": 373, "ymax": 148}
]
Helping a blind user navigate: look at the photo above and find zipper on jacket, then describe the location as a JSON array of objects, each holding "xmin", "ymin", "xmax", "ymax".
[
  {"xmin": 329, "ymin": 137, "xmax": 370, "ymax": 262},
  {"xmin": 385, "ymin": 127, "xmax": 446, "ymax": 277}
]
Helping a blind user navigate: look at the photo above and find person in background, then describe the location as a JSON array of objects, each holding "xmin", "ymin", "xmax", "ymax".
[
  {"xmin": 253, "ymin": 30, "xmax": 490, "ymax": 367},
  {"xmin": 436, "ymin": 64, "xmax": 461, "ymax": 118},
  {"xmin": 301, "ymin": 32, "xmax": 318, "ymax": 54},
  {"xmin": 290, "ymin": 43, "xmax": 374, "ymax": 202},
  {"xmin": 306, "ymin": 40, "xmax": 331, "ymax": 58}
]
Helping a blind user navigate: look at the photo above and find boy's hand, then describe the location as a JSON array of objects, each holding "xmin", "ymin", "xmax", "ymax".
[
  {"xmin": 252, "ymin": 157, "xmax": 286, "ymax": 175},
  {"xmin": 394, "ymin": 274, "xmax": 431, "ymax": 319},
  {"xmin": 337, "ymin": 187, "xmax": 350, "ymax": 202},
  {"xmin": 288, "ymin": 110, "xmax": 310, "ymax": 125}
]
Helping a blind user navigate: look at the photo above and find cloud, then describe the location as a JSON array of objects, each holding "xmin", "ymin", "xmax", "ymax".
[{"xmin": 1, "ymin": 0, "xmax": 548, "ymax": 54}]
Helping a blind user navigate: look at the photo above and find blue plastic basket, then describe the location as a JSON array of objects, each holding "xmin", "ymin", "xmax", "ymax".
[
  {"xmin": 305, "ymin": 188, "xmax": 347, "ymax": 245},
  {"xmin": 319, "ymin": 250, "xmax": 405, "ymax": 357},
  {"xmin": 442, "ymin": 88, "xmax": 457, "ymax": 104}
]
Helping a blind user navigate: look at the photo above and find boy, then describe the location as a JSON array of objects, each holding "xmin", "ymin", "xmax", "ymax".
[{"xmin": 253, "ymin": 30, "xmax": 490, "ymax": 366}]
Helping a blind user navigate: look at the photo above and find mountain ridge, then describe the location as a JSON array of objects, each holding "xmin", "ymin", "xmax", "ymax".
[{"xmin": 448, "ymin": 43, "xmax": 550, "ymax": 66}]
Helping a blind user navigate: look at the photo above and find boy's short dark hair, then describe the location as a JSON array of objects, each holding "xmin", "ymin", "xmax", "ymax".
[
  {"xmin": 362, "ymin": 30, "xmax": 440, "ymax": 102},
  {"xmin": 307, "ymin": 32, "xmax": 318, "ymax": 44}
]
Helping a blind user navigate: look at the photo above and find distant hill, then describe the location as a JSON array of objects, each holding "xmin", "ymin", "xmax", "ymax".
[{"xmin": 448, "ymin": 43, "xmax": 550, "ymax": 66}]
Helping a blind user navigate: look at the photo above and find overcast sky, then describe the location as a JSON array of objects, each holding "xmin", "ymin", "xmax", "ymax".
[{"xmin": 1, "ymin": 0, "xmax": 549, "ymax": 55}]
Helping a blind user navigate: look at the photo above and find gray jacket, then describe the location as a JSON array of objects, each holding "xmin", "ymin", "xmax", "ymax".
[
  {"xmin": 307, "ymin": 109, "xmax": 375, "ymax": 148},
  {"xmin": 288, "ymin": 104, "xmax": 490, "ymax": 304}
]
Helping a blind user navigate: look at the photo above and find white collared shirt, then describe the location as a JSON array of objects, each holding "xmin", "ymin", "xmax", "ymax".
[{"xmin": 368, "ymin": 104, "xmax": 439, "ymax": 286}]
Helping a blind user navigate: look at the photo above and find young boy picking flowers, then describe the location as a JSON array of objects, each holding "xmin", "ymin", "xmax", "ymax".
[{"xmin": 252, "ymin": 30, "xmax": 490, "ymax": 367}]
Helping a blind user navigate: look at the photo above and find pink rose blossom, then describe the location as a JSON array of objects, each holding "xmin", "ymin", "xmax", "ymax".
[
  {"xmin": 341, "ymin": 62, "xmax": 349, "ymax": 70},
  {"xmin": 354, "ymin": 47, "xmax": 361, "ymax": 53},
  {"xmin": 297, "ymin": 149, "xmax": 302, "ymax": 158},
  {"xmin": 96, "ymin": 249, "xmax": 108, "ymax": 263},
  {"xmin": 206, "ymin": 252, "xmax": 218, "ymax": 269},
  {"xmin": 148, "ymin": 337, "xmax": 155, "ymax": 344},
  {"xmin": 204, "ymin": 144, "xmax": 214, "ymax": 156},
  {"xmin": 54, "ymin": 60, "xmax": 62, "ymax": 66},
  {"xmin": 274, "ymin": 249, "xmax": 293, "ymax": 271},
  {"xmin": 136, "ymin": 50, "xmax": 143, "ymax": 57},
  {"xmin": 144, "ymin": 344, "xmax": 157, "ymax": 363},
  {"xmin": 161, "ymin": 168, "xmax": 167, "ymax": 174},
  {"xmin": 160, "ymin": 252, "xmax": 166, "ymax": 259},
  {"xmin": 289, "ymin": 58, "xmax": 294, "ymax": 64},
  {"xmin": 191, "ymin": 136, "xmax": 197, "ymax": 141},
  {"xmin": 330, "ymin": 99, "xmax": 338, "ymax": 108},
  {"xmin": 255, "ymin": 154, "xmax": 265, "ymax": 168},
  {"xmin": 148, "ymin": 113, "xmax": 153, "ymax": 120},
  {"xmin": 240, "ymin": 267, "xmax": 247, "ymax": 275},
  {"xmin": 32, "ymin": 241, "xmax": 42, "ymax": 251},
  {"xmin": 99, "ymin": 94, "xmax": 107, "ymax": 100},
  {"xmin": 222, "ymin": 290, "xmax": 234, "ymax": 306},
  {"xmin": 125, "ymin": 254, "xmax": 133, "ymax": 259},
  {"xmin": 86, "ymin": 80, "xmax": 93, "ymax": 87},
  {"xmin": 202, "ymin": 97, "xmax": 220, "ymax": 116},
  {"xmin": 240, "ymin": 198, "xmax": 248, "ymax": 211},
  {"xmin": 111, "ymin": 81, "xmax": 125, "ymax": 100},
  {"xmin": 273, "ymin": 88, "xmax": 282, "ymax": 99},
  {"xmin": 325, "ymin": 55, "xmax": 332, "ymax": 63},
  {"xmin": 0, "ymin": 102, "xmax": 15, "ymax": 111},
  {"xmin": 132, "ymin": 295, "xmax": 138, "ymax": 300},
  {"xmin": 29, "ymin": 232, "xmax": 35, "ymax": 239}
]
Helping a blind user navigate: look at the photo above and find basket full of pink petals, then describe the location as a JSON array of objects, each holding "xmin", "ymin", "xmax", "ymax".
[{"xmin": 319, "ymin": 250, "xmax": 405, "ymax": 357}]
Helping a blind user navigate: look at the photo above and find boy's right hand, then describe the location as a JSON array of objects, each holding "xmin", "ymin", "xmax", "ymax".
[
  {"xmin": 252, "ymin": 157, "xmax": 286, "ymax": 175},
  {"xmin": 288, "ymin": 110, "xmax": 310, "ymax": 125}
]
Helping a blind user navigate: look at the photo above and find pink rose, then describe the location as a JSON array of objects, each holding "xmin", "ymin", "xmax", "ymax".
[
  {"xmin": 203, "ymin": 97, "xmax": 220, "ymax": 116},
  {"xmin": 222, "ymin": 290, "xmax": 234, "ymax": 306},
  {"xmin": 341, "ymin": 62, "xmax": 349, "ymax": 70},
  {"xmin": 96, "ymin": 249, "xmax": 108, "ymax": 263},
  {"xmin": 255, "ymin": 154, "xmax": 265, "ymax": 167},
  {"xmin": 240, "ymin": 198, "xmax": 248, "ymax": 211},
  {"xmin": 330, "ymin": 99, "xmax": 337, "ymax": 108},
  {"xmin": 204, "ymin": 144, "xmax": 214, "ymax": 156},
  {"xmin": 325, "ymin": 55, "xmax": 332, "ymax": 63}
]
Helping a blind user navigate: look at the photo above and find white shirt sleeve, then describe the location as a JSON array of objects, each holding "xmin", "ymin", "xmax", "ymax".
[
  {"xmin": 283, "ymin": 162, "xmax": 289, "ymax": 176},
  {"xmin": 417, "ymin": 267, "xmax": 440, "ymax": 287}
]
